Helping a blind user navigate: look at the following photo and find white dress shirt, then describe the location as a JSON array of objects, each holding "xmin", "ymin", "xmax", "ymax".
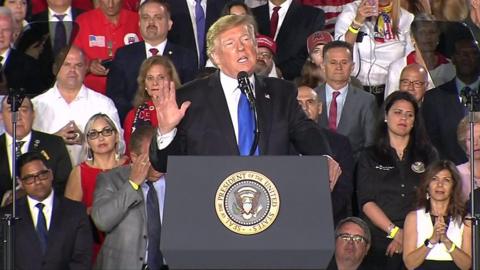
[
  {"xmin": 186, "ymin": 0, "xmax": 207, "ymax": 64},
  {"xmin": 48, "ymin": 7, "xmax": 74, "ymax": 46},
  {"xmin": 5, "ymin": 132, "xmax": 32, "ymax": 175},
  {"xmin": 27, "ymin": 190, "xmax": 54, "ymax": 230},
  {"xmin": 145, "ymin": 40, "xmax": 167, "ymax": 58},
  {"xmin": 268, "ymin": 0, "xmax": 292, "ymax": 40},
  {"xmin": 325, "ymin": 83, "xmax": 348, "ymax": 127},
  {"xmin": 32, "ymin": 84, "xmax": 124, "ymax": 166}
]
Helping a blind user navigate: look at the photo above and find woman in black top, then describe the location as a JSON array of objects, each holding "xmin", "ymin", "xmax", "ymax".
[{"xmin": 356, "ymin": 91, "xmax": 438, "ymax": 270}]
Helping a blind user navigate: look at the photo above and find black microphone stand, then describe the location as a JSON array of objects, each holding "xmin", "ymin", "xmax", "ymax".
[
  {"xmin": 238, "ymin": 76, "xmax": 260, "ymax": 156},
  {"xmin": 464, "ymin": 90, "xmax": 479, "ymax": 270},
  {"xmin": 2, "ymin": 88, "xmax": 25, "ymax": 270}
]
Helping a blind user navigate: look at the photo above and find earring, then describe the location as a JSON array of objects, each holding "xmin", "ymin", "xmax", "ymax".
[
  {"xmin": 426, "ymin": 192, "xmax": 430, "ymax": 200},
  {"xmin": 384, "ymin": 119, "xmax": 387, "ymax": 123}
]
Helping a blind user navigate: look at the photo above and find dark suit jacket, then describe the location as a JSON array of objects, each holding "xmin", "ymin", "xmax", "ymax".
[
  {"xmin": 252, "ymin": 2, "xmax": 324, "ymax": 80},
  {"xmin": 14, "ymin": 8, "xmax": 84, "ymax": 94},
  {"xmin": 422, "ymin": 78, "xmax": 468, "ymax": 165},
  {"xmin": 165, "ymin": 0, "xmax": 226, "ymax": 66},
  {"xmin": 106, "ymin": 41, "xmax": 197, "ymax": 122},
  {"xmin": 0, "ymin": 130, "xmax": 72, "ymax": 199},
  {"xmin": 150, "ymin": 71, "xmax": 332, "ymax": 172},
  {"xmin": 0, "ymin": 195, "xmax": 92, "ymax": 270},
  {"xmin": 2, "ymin": 49, "xmax": 45, "ymax": 97}
]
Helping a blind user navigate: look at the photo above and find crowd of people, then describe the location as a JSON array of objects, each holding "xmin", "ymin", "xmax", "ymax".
[{"xmin": 0, "ymin": 0, "xmax": 479, "ymax": 269}]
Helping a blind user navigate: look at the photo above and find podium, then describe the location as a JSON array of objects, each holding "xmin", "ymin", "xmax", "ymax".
[{"xmin": 161, "ymin": 156, "xmax": 335, "ymax": 269}]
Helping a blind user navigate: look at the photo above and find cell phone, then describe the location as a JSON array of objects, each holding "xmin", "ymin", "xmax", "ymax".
[
  {"xmin": 367, "ymin": 0, "xmax": 378, "ymax": 15},
  {"xmin": 101, "ymin": 58, "xmax": 113, "ymax": 69}
]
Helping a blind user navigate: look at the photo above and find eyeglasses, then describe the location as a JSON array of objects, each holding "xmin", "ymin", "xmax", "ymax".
[
  {"xmin": 20, "ymin": 169, "xmax": 51, "ymax": 185},
  {"xmin": 336, "ymin": 233, "xmax": 368, "ymax": 244},
  {"xmin": 86, "ymin": 127, "xmax": 114, "ymax": 140},
  {"xmin": 399, "ymin": 79, "xmax": 426, "ymax": 88},
  {"xmin": 257, "ymin": 52, "xmax": 273, "ymax": 60}
]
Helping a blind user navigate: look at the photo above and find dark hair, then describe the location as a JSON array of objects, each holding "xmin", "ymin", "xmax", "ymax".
[
  {"xmin": 52, "ymin": 45, "xmax": 87, "ymax": 76},
  {"xmin": 129, "ymin": 125, "xmax": 156, "ymax": 155},
  {"xmin": 373, "ymin": 91, "xmax": 433, "ymax": 164},
  {"xmin": 335, "ymin": 217, "xmax": 371, "ymax": 244},
  {"xmin": 16, "ymin": 151, "xmax": 49, "ymax": 177},
  {"xmin": 221, "ymin": 0, "xmax": 252, "ymax": 16},
  {"xmin": 1, "ymin": 95, "xmax": 33, "ymax": 112},
  {"xmin": 416, "ymin": 160, "xmax": 466, "ymax": 223},
  {"xmin": 139, "ymin": 0, "xmax": 171, "ymax": 18},
  {"xmin": 322, "ymin": 40, "xmax": 353, "ymax": 61}
]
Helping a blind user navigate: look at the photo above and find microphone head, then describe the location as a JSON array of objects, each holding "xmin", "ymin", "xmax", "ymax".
[{"xmin": 237, "ymin": 71, "xmax": 249, "ymax": 80}]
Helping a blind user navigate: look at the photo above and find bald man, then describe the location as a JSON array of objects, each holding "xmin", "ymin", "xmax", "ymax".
[
  {"xmin": 297, "ymin": 85, "xmax": 354, "ymax": 225},
  {"xmin": 398, "ymin": 64, "xmax": 429, "ymax": 103}
]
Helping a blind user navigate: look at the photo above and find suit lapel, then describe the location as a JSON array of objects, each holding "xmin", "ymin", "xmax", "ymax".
[
  {"xmin": 45, "ymin": 195, "xmax": 61, "ymax": 254},
  {"xmin": 276, "ymin": 3, "xmax": 297, "ymax": 44},
  {"xmin": 255, "ymin": 5, "xmax": 271, "ymax": 36},
  {"xmin": 206, "ymin": 72, "xmax": 239, "ymax": 154},
  {"xmin": 0, "ymin": 134, "xmax": 11, "ymax": 181},
  {"xmin": 337, "ymin": 87, "xmax": 354, "ymax": 133},
  {"xmin": 17, "ymin": 198, "xmax": 45, "ymax": 253},
  {"xmin": 254, "ymin": 76, "xmax": 273, "ymax": 154},
  {"xmin": 317, "ymin": 84, "xmax": 329, "ymax": 127},
  {"xmin": 163, "ymin": 41, "xmax": 174, "ymax": 58}
]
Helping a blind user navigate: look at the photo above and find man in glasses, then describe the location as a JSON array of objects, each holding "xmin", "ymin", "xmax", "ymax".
[
  {"xmin": 327, "ymin": 216, "xmax": 371, "ymax": 270},
  {"xmin": 254, "ymin": 34, "xmax": 282, "ymax": 78},
  {"xmin": 32, "ymin": 45, "xmax": 123, "ymax": 166},
  {"xmin": 0, "ymin": 151, "xmax": 92, "ymax": 270},
  {"xmin": 398, "ymin": 64, "xmax": 429, "ymax": 104}
]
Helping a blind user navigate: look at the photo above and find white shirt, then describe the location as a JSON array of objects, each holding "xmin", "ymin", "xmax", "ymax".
[
  {"xmin": 1, "ymin": 48, "xmax": 10, "ymax": 66},
  {"xmin": 268, "ymin": 0, "xmax": 292, "ymax": 40},
  {"xmin": 325, "ymin": 83, "xmax": 348, "ymax": 127},
  {"xmin": 186, "ymin": 0, "xmax": 207, "ymax": 64},
  {"xmin": 145, "ymin": 40, "xmax": 167, "ymax": 58},
  {"xmin": 32, "ymin": 84, "xmax": 124, "ymax": 166},
  {"xmin": 48, "ymin": 7, "xmax": 73, "ymax": 22},
  {"xmin": 27, "ymin": 190, "xmax": 54, "ymax": 230},
  {"xmin": 156, "ymin": 71, "xmax": 255, "ymax": 149},
  {"xmin": 5, "ymin": 132, "xmax": 32, "ymax": 176}
]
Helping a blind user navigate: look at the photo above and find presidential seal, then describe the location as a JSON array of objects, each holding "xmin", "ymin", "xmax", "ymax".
[{"xmin": 215, "ymin": 171, "xmax": 280, "ymax": 235}]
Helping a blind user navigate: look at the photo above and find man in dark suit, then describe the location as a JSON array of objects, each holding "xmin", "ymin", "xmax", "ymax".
[
  {"xmin": 107, "ymin": 0, "xmax": 197, "ymax": 122},
  {"xmin": 0, "ymin": 96, "xmax": 72, "ymax": 204},
  {"xmin": 0, "ymin": 7, "xmax": 44, "ymax": 96},
  {"xmin": 422, "ymin": 38, "xmax": 480, "ymax": 165},
  {"xmin": 0, "ymin": 152, "xmax": 92, "ymax": 270},
  {"xmin": 315, "ymin": 41, "xmax": 377, "ymax": 159},
  {"xmin": 164, "ymin": 0, "xmax": 227, "ymax": 67},
  {"xmin": 149, "ymin": 15, "xmax": 339, "ymax": 182},
  {"xmin": 93, "ymin": 126, "xmax": 166, "ymax": 270},
  {"xmin": 297, "ymin": 85, "xmax": 353, "ymax": 225},
  {"xmin": 252, "ymin": 0, "xmax": 324, "ymax": 80}
]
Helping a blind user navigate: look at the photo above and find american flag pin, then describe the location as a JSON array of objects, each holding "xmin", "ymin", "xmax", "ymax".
[
  {"xmin": 265, "ymin": 94, "xmax": 270, "ymax": 99},
  {"xmin": 168, "ymin": 51, "xmax": 172, "ymax": 55}
]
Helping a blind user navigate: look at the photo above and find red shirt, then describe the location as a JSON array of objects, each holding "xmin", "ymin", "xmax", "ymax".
[
  {"xmin": 123, "ymin": 100, "xmax": 158, "ymax": 155},
  {"xmin": 74, "ymin": 8, "xmax": 141, "ymax": 94}
]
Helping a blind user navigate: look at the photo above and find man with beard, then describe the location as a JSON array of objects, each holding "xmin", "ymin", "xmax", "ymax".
[
  {"xmin": 106, "ymin": 0, "xmax": 197, "ymax": 122},
  {"xmin": 327, "ymin": 217, "xmax": 371, "ymax": 270},
  {"xmin": 254, "ymin": 34, "xmax": 282, "ymax": 78}
]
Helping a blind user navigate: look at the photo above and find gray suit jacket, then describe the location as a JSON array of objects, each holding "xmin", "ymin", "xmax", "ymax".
[
  {"xmin": 92, "ymin": 166, "xmax": 148, "ymax": 270},
  {"xmin": 316, "ymin": 84, "xmax": 377, "ymax": 157}
]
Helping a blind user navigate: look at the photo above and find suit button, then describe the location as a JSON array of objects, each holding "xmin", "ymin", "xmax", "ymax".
[
  {"xmin": 139, "ymin": 257, "xmax": 144, "ymax": 261},
  {"xmin": 401, "ymin": 184, "xmax": 405, "ymax": 188},
  {"xmin": 143, "ymin": 235, "xmax": 147, "ymax": 239}
]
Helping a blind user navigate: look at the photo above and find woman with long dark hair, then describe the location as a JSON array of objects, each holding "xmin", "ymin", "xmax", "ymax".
[{"xmin": 356, "ymin": 91, "xmax": 438, "ymax": 269}]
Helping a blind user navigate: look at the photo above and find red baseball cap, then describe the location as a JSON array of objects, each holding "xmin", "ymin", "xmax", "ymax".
[
  {"xmin": 256, "ymin": 34, "xmax": 277, "ymax": 55},
  {"xmin": 307, "ymin": 31, "xmax": 334, "ymax": 54}
]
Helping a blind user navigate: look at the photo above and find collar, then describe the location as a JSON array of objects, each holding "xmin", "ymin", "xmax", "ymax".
[
  {"xmin": 52, "ymin": 83, "xmax": 89, "ymax": 101},
  {"xmin": 48, "ymin": 7, "xmax": 73, "ymax": 21},
  {"xmin": 96, "ymin": 8, "xmax": 126, "ymax": 27},
  {"xmin": 5, "ymin": 131, "xmax": 32, "ymax": 146},
  {"xmin": 145, "ymin": 39, "xmax": 167, "ymax": 55},
  {"xmin": 325, "ymin": 82, "xmax": 348, "ymax": 94},
  {"xmin": 455, "ymin": 77, "xmax": 480, "ymax": 94},
  {"xmin": 27, "ymin": 189, "xmax": 54, "ymax": 213},
  {"xmin": 268, "ymin": 0, "xmax": 292, "ymax": 13},
  {"xmin": 219, "ymin": 71, "xmax": 255, "ymax": 96}
]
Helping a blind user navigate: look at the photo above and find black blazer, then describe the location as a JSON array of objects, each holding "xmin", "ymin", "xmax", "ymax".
[
  {"xmin": 106, "ymin": 41, "xmax": 198, "ymax": 122},
  {"xmin": 165, "ymin": 0, "xmax": 226, "ymax": 66},
  {"xmin": 422, "ymin": 78, "xmax": 468, "ymax": 165},
  {"xmin": 252, "ymin": 2, "xmax": 325, "ymax": 80},
  {"xmin": 0, "ymin": 195, "xmax": 92, "ymax": 270},
  {"xmin": 0, "ymin": 130, "xmax": 72, "ymax": 199},
  {"xmin": 150, "ymin": 71, "xmax": 332, "ymax": 172}
]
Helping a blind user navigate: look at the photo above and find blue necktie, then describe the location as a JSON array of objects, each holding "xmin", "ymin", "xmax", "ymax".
[
  {"xmin": 194, "ymin": 0, "xmax": 206, "ymax": 67},
  {"xmin": 238, "ymin": 90, "xmax": 258, "ymax": 155},
  {"xmin": 53, "ymin": 14, "xmax": 67, "ymax": 55},
  {"xmin": 146, "ymin": 181, "xmax": 163, "ymax": 269},
  {"xmin": 35, "ymin": 203, "xmax": 48, "ymax": 254}
]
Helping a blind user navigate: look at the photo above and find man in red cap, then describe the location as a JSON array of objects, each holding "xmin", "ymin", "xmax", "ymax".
[
  {"xmin": 307, "ymin": 30, "xmax": 334, "ymax": 68},
  {"xmin": 254, "ymin": 34, "xmax": 282, "ymax": 78}
]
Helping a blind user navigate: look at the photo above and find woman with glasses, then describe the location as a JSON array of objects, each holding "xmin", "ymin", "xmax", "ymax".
[
  {"xmin": 123, "ymin": 55, "xmax": 181, "ymax": 155},
  {"xmin": 403, "ymin": 160, "xmax": 471, "ymax": 270},
  {"xmin": 356, "ymin": 91, "xmax": 438, "ymax": 269},
  {"xmin": 64, "ymin": 113, "xmax": 128, "ymax": 261}
]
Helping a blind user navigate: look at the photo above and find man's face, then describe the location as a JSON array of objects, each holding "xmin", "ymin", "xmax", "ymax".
[
  {"xmin": 139, "ymin": 2, "xmax": 172, "ymax": 44},
  {"xmin": 452, "ymin": 40, "xmax": 480, "ymax": 78},
  {"xmin": 0, "ymin": 15, "xmax": 13, "ymax": 53},
  {"xmin": 19, "ymin": 160, "xmax": 53, "ymax": 201},
  {"xmin": 229, "ymin": 5, "xmax": 247, "ymax": 15},
  {"xmin": 297, "ymin": 86, "xmax": 321, "ymax": 122},
  {"xmin": 46, "ymin": 0, "xmax": 71, "ymax": 12},
  {"xmin": 211, "ymin": 24, "xmax": 257, "ymax": 78},
  {"xmin": 322, "ymin": 47, "xmax": 353, "ymax": 86},
  {"xmin": 99, "ymin": 0, "xmax": 123, "ymax": 19},
  {"xmin": 254, "ymin": 47, "xmax": 274, "ymax": 76},
  {"xmin": 310, "ymin": 44, "xmax": 325, "ymax": 66},
  {"xmin": 399, "ymin": 67, "xmax": 428, "ymax": 102},
  {"xmin": 2, "ymin": 98, "xmax": 34, "ymax": 139},
  {"xmin": 56, "ymin": 48, "xmax": 88, "ymax": 91},
  {"xmin": 335, "ymin": 222, "xmax": 370, "ymax": 267},
  {"xmin": 4, "ymin": 0, "xmax": 27, "ymax": 22}
]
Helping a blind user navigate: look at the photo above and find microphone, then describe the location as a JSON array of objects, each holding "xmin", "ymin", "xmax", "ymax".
[{"xmin": 237, "ymin": 71, "xmax": 255, "ymax": 106}]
